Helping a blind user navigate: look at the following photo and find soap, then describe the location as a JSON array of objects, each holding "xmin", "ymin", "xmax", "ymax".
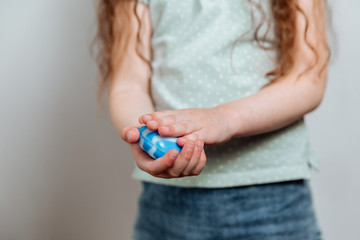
[{"xmin": 137, "ymin": 126, "xmax": 182, "ymax": 159}]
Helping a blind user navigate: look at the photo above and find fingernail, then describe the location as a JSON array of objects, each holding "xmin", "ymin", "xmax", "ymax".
[
  {"xmin": 148, "ymin": 120, "xmax": 157, "ymax": 127},
  {"xmin": 170, "ymin": 151, "xmax": 178, "ymax": 160},
  {"xmin": 143, "ymin": 115, "xmax": 152, "ymax": 121},
  {"xmin": 187, "ymin": 143, "xmax": 195, "ymax": 151},
  {"xmin": 127, "ymin": 131, "xmax": 132, "ymax": 141},
  {"xmin": 196, "ymin": 140, "xmax": 203, "ymax": 149}
]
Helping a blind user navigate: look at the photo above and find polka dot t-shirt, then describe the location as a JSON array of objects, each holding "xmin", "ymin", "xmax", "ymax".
[{"xmin": 132, "ymin": 0, "xmax": 320, "ymax": 188}]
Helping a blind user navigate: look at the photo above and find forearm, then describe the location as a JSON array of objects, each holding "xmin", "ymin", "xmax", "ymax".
[
  {"xmin": 221, "ymin": 76, "xmax": 326, "ymax": 138},
  {"xmin": 108, "ymin": 89, "xmax": 154, "ymax": 136}
]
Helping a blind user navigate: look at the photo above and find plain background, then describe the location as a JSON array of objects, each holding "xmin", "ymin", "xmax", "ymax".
[{"xmin": 0, "ymin": 0, "xmax": 359, "ymax": 239}]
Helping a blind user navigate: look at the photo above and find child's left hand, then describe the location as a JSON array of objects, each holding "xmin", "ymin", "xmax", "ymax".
[{"xmin": 138, "ymin": 106, "xmax": 234, "ymax": 147}]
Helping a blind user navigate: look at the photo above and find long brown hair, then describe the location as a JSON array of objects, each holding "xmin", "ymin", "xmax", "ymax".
[{"xmin": 93, "ymin": 0, "xmax": 330, "ymax": 104}]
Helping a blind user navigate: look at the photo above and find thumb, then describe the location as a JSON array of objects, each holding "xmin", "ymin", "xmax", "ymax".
[{"xmin": 121, "ymin": 126, "xmax": 140, "ymax": 143}]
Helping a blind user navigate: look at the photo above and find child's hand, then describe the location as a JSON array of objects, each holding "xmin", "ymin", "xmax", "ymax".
[
  {"xmin": 121, "ymin": 126, "xmax": 207, "ymax": 178},
  {"xmin": 138, "ymin": 106, "xmax": 234, "ymax": 147}
]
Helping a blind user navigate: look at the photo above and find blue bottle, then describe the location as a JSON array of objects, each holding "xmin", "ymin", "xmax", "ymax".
[{"xmin": 137, "ymin": 126, "xmax": 182, "ymax": 159}]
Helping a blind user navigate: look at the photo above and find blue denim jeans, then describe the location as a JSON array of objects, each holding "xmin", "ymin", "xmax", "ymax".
[{"xmin": 133, "ymin": 180, "xmax": 322, "ymax": 240}]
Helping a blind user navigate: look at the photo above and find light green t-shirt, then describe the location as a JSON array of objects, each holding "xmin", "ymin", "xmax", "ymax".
[{"xmin": 132, "ymin": 0, "xmax": 320, "ymax": 188}]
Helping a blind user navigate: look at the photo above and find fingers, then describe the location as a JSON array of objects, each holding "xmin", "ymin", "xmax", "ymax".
[
  {"xmin": 191, "ymin": 150, "xmax": 207, "ymax": 175},
  {"xmin": 164, "ymin": 141, "xmax": 195, "ymax": 178},
  {"xmin": 181, "ymin": 139, "xmax": 204, "ymax": 176},
  {"xmin": 177, "ymin": 132, "xmax": 201, "ymax": 147},
  {"xmin": 121, "ymin": 126, "xmax": 140, "ymax": 143},
  {"xmin": 132, "ymin": 139, "xmax": 206, "ymax": 179},
  {"xmin": 145, "ymin": 115, "xmax": 177, "ymax": 131},
  {"xmin": 156, "ymin": 140, "xmax": 207, "ymax": 179},
  {"xmin": 138, "ymin": 110, "xmax": 171, "ymax": 125},
  {"xmin": 138, "ymin": 111, "xmax": 201, "ymax": 137},
  {"xmin": 133, "ymin": 145, "xmax": 179, "ymax": 176},
  {"xmin": 142, "ymin": 118, "xmax": 201, "ymax": 138},
  {"xmin": 159, "ymin": 122, "xmax": 201, "ymax": 137}
]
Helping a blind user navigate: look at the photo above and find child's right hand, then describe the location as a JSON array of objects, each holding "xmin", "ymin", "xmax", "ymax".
[{"xmin": 121, "ymin": 126, "xmax": 207, "ymax": 178}]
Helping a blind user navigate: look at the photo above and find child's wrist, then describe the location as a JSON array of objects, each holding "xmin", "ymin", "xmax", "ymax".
[{"xmin": 213, "ymin": 104, "xmax": 238, "ymax": 140}]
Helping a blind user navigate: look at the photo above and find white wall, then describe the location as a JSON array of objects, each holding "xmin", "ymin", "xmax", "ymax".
[
  {"xmin": 307, "ymin": 1, "xmax": 360, "ymax": 239},
  {"xmin": 0, "ymin": 1, "xmax": 141, "ymax": 240},
  {"xmin": 0, "ymin": 0, "xmax": 359, "ymax": 240}
]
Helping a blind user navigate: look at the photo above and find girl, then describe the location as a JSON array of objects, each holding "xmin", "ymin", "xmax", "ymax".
[{"xmin": 95, "ymin": 0, "xmax": 329, "ymax": 239}]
